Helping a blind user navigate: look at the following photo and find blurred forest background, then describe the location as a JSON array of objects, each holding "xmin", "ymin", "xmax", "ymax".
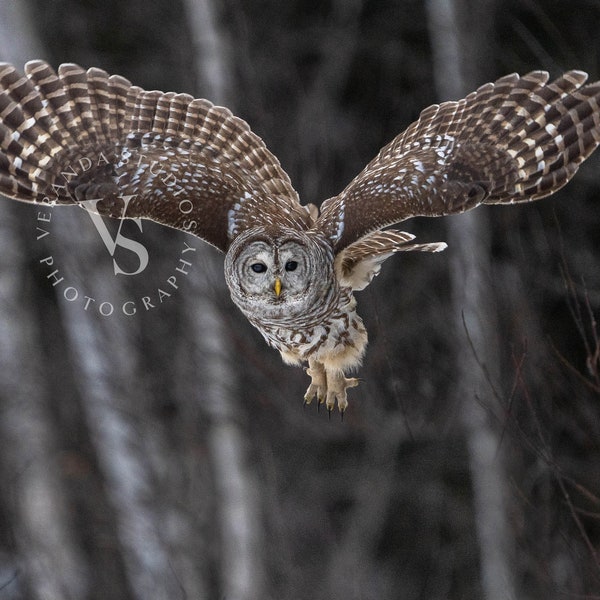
[{"xmin": 0, "ymin": 0, "xmax": 599, "ymax": 599}]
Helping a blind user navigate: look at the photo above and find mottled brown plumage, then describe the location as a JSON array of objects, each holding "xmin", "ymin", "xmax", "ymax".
[{"xmin": 1, "ymin": 61, "xmax": 600, "ymax": 412}]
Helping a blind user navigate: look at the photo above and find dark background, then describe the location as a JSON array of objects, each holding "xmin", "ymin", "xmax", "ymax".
[{"xmin": 0, "ymin": 1, "xmax": 599, "ymax": 599}]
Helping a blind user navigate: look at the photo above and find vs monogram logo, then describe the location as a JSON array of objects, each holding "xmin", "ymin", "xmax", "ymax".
[
  {"xmin": 80, "ymin": 195, "xmax": 150, "ymax": 276},
  {"xmin": 35, "ymin": 154, "xmax": 198, "ymax": 317}
]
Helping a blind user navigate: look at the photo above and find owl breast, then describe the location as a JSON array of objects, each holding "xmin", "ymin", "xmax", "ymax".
[{"xmin": 249, "ymin": 287, "xmax": 368, "ymax": 372}]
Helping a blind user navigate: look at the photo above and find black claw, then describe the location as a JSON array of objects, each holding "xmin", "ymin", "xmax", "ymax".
[
  {"xmin": 340, "ymin": 410, "xmax": 344, "ymax": 423},
  {"xmin": 328, "ymin": 407, "xmax": 332, "ymax": 421}
]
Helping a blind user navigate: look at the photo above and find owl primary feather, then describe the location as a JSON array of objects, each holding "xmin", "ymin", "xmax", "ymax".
[{"xmin": 1, "ymin": 62, "xmax": 600, "ymax": 413}]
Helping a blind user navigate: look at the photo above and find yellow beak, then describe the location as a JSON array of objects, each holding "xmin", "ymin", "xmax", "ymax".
[{"xmin": 274, "ymin": 277, "xmax": 282, "ymax": 297}]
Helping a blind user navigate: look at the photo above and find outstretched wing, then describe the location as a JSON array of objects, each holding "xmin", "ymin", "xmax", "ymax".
[
  {"xmin": 317, "ymin": 70, "xmax": 600, "ymax": 253},
  {"xmin": 0, "ymin": 61, "xmax": 310, "ymax": 252}
]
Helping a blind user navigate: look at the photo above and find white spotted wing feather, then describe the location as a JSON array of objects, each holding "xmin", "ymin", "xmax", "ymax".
[
  {"xmin": 0, "ymin": 60, "xmax": 309, "ymax": 252},
  {"xmin": 318, "ymin": 70, "xmax": 600, "ymax": 255}
]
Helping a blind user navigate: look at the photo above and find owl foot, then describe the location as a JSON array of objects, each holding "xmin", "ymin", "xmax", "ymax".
[
  {"xmin": 325, "ymin": 370, "xmax": 359, "ymax": 414},
  {"xmin": 303, "ymin": 359, "xmax": 359, "ymax": 415},
  {"xmin": 304, "ymin": 360, "xmax": 327, "ymax": 407}
]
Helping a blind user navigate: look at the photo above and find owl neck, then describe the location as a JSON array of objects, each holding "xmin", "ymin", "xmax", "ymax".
[{"xmin": 244, "ymin": 279, "xmax": 352, "ymax": 331}]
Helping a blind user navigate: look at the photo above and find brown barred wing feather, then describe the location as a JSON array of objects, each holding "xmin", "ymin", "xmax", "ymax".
[
  {"xmin": 317, "ymin": 71, "xmax": 600, "ymax": 252},
  {"xmin": 0, "ymin": 61, "xmax": 308, "ymax": 253}
]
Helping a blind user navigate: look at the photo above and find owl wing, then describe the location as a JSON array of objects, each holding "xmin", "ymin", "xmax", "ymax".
[
  {"xmin": 318, "ymin": 71, "xmax": 600, "ymax": 262},
  {"xmin": 334, "ymin": 230, "xmax": 447, "ymax": 290},
  {"xmin": 0, "ymin": 61, "xmax": 310, "ymax": 252}
]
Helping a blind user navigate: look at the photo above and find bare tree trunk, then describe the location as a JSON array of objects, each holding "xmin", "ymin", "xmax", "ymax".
[
  {"xmin": 183, "ymin": 1, "xmax": 265, "ymax": 598},
  {"xmin": 0, "ymin": 17, "xmax": 188, "ymax": 595},
  {"xmin": 425, "ymin": 1, "xmax": 517, "ymax": 598},
  {"xmin": 49, "ymin": 213, "xmax": 185, "ymax": 600},
  {"xmin": 0, "ymin": 212, "xmax": 89, "ymax": 600},
  {"xmin": 0, "ymin": 4, "xmax": 89, "ymax": 599},
  {"xmin": 322, "ymin": 416, "xmax": 407, "ymax": 600},
  {"xmin": 295, "ymin": 0, "xmax": 363, "ymax": 201},
  {"xmin": 0, "ymin": 1, "xmax": 43, "ymax": 63}
]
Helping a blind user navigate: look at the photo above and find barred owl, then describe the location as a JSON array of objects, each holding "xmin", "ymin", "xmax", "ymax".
[{"xmin": 1, "ymin": 62, "xmax": 600, "ymax": 414}]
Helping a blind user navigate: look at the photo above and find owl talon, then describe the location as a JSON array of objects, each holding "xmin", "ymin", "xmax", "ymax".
[
  {"xmin": 325, "ymin": 372, "xmax": 359, "ymax": 413},
  {"xmin": 303, "ymin": 383, "xmax": 326, "ymax": 406},
  {"xmin": 303, "ymin": 361, "xmax": 359, "ymax": 414},
  {"xmin": 304, "ymin": 360, "xmax": 327, "ymax": 407}
]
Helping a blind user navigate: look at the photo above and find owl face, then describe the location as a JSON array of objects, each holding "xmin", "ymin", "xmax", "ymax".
[{"xmin": 224, "ymin": 228, "xmax": 334, "ymax": 323}]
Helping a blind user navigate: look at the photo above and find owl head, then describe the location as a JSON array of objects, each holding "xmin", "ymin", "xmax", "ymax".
[{"xmin": 224, "ymin": 227, "xmax": 335, "ymax": 324}]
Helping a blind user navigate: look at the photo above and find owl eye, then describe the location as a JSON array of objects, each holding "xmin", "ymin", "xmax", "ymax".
[
  {"xmin": 285, "ymin": 260, "xmax": 298, "ymax": 272},
  {"xmin": 250, "ymin": 262, "xmax": 267, "ymax": 274}
]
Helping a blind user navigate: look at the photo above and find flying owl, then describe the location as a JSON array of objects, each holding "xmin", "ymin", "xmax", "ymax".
[{"xmin": 1, "ymin": 61, "xmax": 600, "ymax": 414}]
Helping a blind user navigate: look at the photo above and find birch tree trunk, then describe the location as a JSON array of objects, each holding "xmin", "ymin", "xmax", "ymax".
[
  {"xmin": 183, "ymin": 1, "xmax": 265, "ymax": 598},
  {"xmin": 50, "ymin": 214, "xmax": 188, "ymax": 600},
  {"xmin": 425, "ymin": 1, "xmax": 517, "ymax": 598},
  {"xmin": 0, "ymin": 3, "xmax": 209, "ymax": 598},
  {"xmin": 0, "ymin": 4, "xmax": 90, "ymax": 599},
  {"xmin": 0, "ymin": 209, "xmax": 90, "ymax": 600}
]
